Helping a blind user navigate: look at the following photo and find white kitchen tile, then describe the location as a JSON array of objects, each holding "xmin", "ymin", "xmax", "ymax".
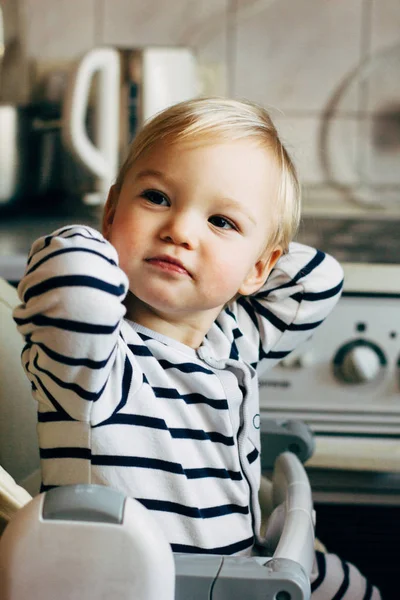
[
  {"xmin": 370, "ymin": 0, "xmax": 400, "ymax": 52},
  {"xmin": 24, "ymin": 0, "xmax": 96, "ymax": 60},
  {"xmin": 272, "ymin": 115, "xmax": 361, "ymax": 186},
  {"xmin": 361, "ymin": 0, "xmax": 400, "ymax": 119},
  {"xmin": 233, "ymin": 0, "xmax": 363, "ymax": 114},
  {"xmin": 99, "ymin": 0, "xmax": 229, "ymax": 96}
]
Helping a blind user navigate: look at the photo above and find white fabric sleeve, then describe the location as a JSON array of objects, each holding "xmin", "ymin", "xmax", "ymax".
[
  {"xmin": 13, "ymin": 225, "xmax": 130, "ymax": 424},
  {"xmin": 228, "ymin": 243, "xmax": 344, "ymax": 374},
  {"xmin": 311, "ymin": 551, "xmax": 381, "ymax": 600}
]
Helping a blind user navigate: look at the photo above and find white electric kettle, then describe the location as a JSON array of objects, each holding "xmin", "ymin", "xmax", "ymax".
[{"xmin": 62, "ymin": 46, "xmax": 198, "ymax": 206}]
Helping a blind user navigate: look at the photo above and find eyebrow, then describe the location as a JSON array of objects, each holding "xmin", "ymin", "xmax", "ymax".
[
  {"xmin": 217, "ymin": 197, "xmax": 258, "ymax": 225},
  {"xmin": 135, "ymin": 169, "xmax": 171, "ymax": 184}
]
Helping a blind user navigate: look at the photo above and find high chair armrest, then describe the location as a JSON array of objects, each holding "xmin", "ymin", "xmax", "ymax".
[
  {"xmin": 260, "ymin": 418, "xmax": 315, "ymax": 469},
  {"xmin": 263, "ymin": 452, "xmax": 315, "ymax": 580}
]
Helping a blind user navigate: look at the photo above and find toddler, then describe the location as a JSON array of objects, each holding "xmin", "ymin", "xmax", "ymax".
[{"xmin": 14, "ymin": 97, "xmax": 380, "ymax": 599}]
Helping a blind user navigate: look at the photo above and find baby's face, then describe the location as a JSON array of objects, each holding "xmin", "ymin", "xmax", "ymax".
[{"xmin": 103, "ymin": 139, "xmax": 282, "ymax": 323}]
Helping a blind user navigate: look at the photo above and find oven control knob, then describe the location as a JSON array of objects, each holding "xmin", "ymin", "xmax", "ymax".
[{"xmin": 333, "ymin": 340, "xmax": 386, "ymax": 385}]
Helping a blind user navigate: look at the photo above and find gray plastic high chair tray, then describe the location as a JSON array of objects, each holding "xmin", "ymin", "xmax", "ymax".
[{"xmin": 175, "ymin": 554, "xmax": 310, "ymax": 600}]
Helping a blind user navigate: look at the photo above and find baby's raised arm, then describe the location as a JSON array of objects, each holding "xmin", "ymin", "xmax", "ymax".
[
  {"xmin": 222, "ymin": 243, "xmax": 344, "ymax": 374},
  {"xmin": 13, "ymin": 225, "xmax": 129, "ymax": 424}
]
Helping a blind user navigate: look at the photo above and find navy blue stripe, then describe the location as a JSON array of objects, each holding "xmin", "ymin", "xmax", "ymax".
[
  {"xmin": 29, "ymin": 340, "xmax": 116, "ymax": 369},
  {"xmin": 296, "ymin": 249, "xmax": 325, "ymax": 280},
  {"xmin": 137, "ymin": 498, "xmax": 248, "ymax": 519},
  {"xmin": 247, "ymin": 447, "xmax": 259, "ymax": 464},
  {"xmin": 171, "ymin": 535, "xmax": 254, "ymax": 555},
  {"xmin": 38, "ymin": 411, "xmax": 74, "ymax": 423},
  {"xmin": 255, "ymin": 249, "xmax": 326, "ymax": 299},
  {"xmin": 32, "ymin": 354, "xmax": 107, "ymax": 401},
  {"xmin": 311, "ymin": 551, "xmax": 326, "ymax": 592},
  {"xmin": 26, "ymin": 366, "xmax": 72, "ymax": 418},
  {"xmin": 153, "ymin": 387, "xmax": 229, "ymax": 410},
  {"xmin": 21, "ymin": 342, "xmax": 32, "ymax": 361},
  {"xmin": 290, "ymin": 292, "xmax": 305, "ymax": 302},
  {"xmin": 26, "ymin": 246, "xmax": 117, "ymax": 275},
  {"xmin": 113, "ymin": 355, "xmax": 133, "ymax": 414},
  {"xmin": 236, "ymin": 298, "xmax": 259, "ymax": 329},
  {"xmin": 233, "ymin": 328, "xmax": 243, "ymax": 339},
  {"xmin": 332, "ymin": 560, "xmax": 350, "ymax": 600},
  {"xmin": 14, "ymin": 313, "xmax": 119, "ymax": 334},
  {"xmin": 224, "ymin": 307, "xmax": 237, "ymax": 323},
  {"xmin": 91, "ymin": 455, "xmax": 241, "ymax": 480},
  {"xmin": 27, "ymin": 229, "xmax": 74, "ymax": 265},
  {"xmin": 229, "ymin": 339, "xmax": 239, "ymax": 360},
  {"xmin": 362, "ymin": 579, "xmax": 373, "ymax": 600},
  {"xmin": 62, "ymin": 229, "xmax": 107, "ymax": 241},
  {"xmin": 27, "ymin": 225, "xmax": 107, "ymax": 265},
  {"xmin": 185, "ymin": 467, "xmax": 242, "ymax": 480},
  {"xmin": 291, "ymin": 279, "xmax": 343, "ymax": 302},
  {"xmin": 262, "ymin": 349, "xmax": 291, "ymax": 360},
  {"xmin": 170, "ymin": 428, "xmax": 234, "ymax": 446},
  {"xmin": 45, "ymin": 229, "xmax": 107, "ymax": 247},
  {"xmin": 254, "ymin": 279, "xmax": 299, "ymax": 300},
  {"xmin": 288, "ymin": 319, "xmax": 323, "ymax": 331},
  {"xmin": 250, "ymin": 298, "xmax": 287, "ymax": 332},
  {"xmin": 27, "ymin": 237, "xmax": 49, "ymax": 265},
  {"xmin": 23, "ymin": 275, "xmax": 125, "ymax": 303},
  {"xmin": 158, "ymin": 359, "xmax": 214, "ymax": 375},
  {"xmin": 95, "ymin": 413, "xmax": 167, "ymax": 429},
  {"xmin": 127, "ymin": 344, "xmax": 153, "ymax": 356},
  {"xmin": 136, "ymin": 332, "xmax": 152, "ymax": 341},
  {"xmin": 40, "ymin": 447, "xmax": 91, "ymax": 460},
  {"xmin": 94, "ymin": 414, "xmax": 234, "ymax": 446},
  {"xmin": 214, "ymin": 319, "xmax": 224, "ymax": 333},
  {"xmin": 40, "ymin": 483, "xmax": 58, "ymax": 492},
  {"xmin": 92, "ymin": 455, "xmax": 184, "ymax": 473}
]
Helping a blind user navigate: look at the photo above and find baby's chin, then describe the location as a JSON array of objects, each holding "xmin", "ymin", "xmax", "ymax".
[{"xmin": 123, "ymin": 290, "xmax": 178, "ymax": 321}]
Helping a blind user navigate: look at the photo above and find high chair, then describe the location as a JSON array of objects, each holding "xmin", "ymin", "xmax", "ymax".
[{"xmin": 0, "ymin": 276, "xmax": 316, "ymax": 599}]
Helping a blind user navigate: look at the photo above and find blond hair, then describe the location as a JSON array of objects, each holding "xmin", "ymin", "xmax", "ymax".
[{"xmin": 113, "ymin": 97, "xmax": 301, "ymax": 252}]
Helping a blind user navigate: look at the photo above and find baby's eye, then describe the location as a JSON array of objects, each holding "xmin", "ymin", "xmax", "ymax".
[
  {"xmin": 209, "ymin": 215, "xmax": 237, "ymax": 230},
  {"xmin": 141, "ymin": 190, "xmax": 170, "ymax": 206}
]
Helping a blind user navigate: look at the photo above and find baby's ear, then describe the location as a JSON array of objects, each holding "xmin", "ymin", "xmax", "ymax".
[
  {"xmin": 102, "ymin": 185, "xmax": 118, "ymax": 239},
  {"xmin": 238, "ymin": 247, "xmax": 282, "ymax": 296}
]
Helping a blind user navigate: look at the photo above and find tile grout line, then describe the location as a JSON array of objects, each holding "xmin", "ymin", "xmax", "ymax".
[{"xmin": 226, "ymin": 0, "xmax": 238, "ymax": 97}]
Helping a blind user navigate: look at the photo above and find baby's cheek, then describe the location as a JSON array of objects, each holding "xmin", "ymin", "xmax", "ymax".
[{"xmin": 207, "ymin": 263, "xmax": 246, "ymax": 301}]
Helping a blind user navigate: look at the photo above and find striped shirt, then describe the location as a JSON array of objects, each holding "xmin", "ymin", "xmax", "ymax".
[{"xmin": 13, "ymin": 225, "xmax": 343, "ymax": 556}]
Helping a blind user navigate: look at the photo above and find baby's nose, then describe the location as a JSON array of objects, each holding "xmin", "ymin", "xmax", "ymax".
[{"xmin": 160, "ymin": 213, "xmax": 198, "ymax": 248}]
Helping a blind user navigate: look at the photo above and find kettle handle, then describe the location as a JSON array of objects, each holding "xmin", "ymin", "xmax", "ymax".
[{"xmin": 62, "ymin": 47, "xmax": 120, "ymax": 204}]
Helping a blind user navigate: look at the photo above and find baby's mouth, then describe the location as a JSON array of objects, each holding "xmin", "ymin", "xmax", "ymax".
[{"xmin": 145, "ymin": 255, "xmax": 192, "ymax": 277}]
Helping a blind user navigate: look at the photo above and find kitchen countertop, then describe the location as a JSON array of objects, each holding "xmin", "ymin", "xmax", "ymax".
[{"xmin": 0, "ymin": 203, "xmax": 102, "ymax": 280}]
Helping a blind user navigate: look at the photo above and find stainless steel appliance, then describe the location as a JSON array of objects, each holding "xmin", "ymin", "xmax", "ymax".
[
  {"xmin": 0, "ymin": 105, "xmax": 43, "ymax": 208},
  {"xmin": 260, "ymin": 261, "xmax": 400, "ymax": 504},
  {"xmin": 0, "ymin": 45, "xmax": 198, "ymax": 210},
  {"xmin": 0, "ymin": 0, "xmax": 39, "ymax": 210},
  {"xmin": 62, "ymin": 46, "xmax": 198, "ymax": 206}
]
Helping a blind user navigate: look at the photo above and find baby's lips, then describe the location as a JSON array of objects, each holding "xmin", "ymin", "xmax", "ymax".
[{"xmin": 146, "ymin": 256, "xmax": 192, "ymax": 277}]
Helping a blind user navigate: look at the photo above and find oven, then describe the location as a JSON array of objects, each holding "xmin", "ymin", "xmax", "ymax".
[{"xmin": 260, "ymin": 260, "xmax": 400, "ymax": 502}]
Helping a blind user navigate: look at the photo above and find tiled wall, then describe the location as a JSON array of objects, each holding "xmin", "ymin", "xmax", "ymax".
[{"xmin": 21, "ymin": 0, "xmax": 400, "ymax": 213}]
